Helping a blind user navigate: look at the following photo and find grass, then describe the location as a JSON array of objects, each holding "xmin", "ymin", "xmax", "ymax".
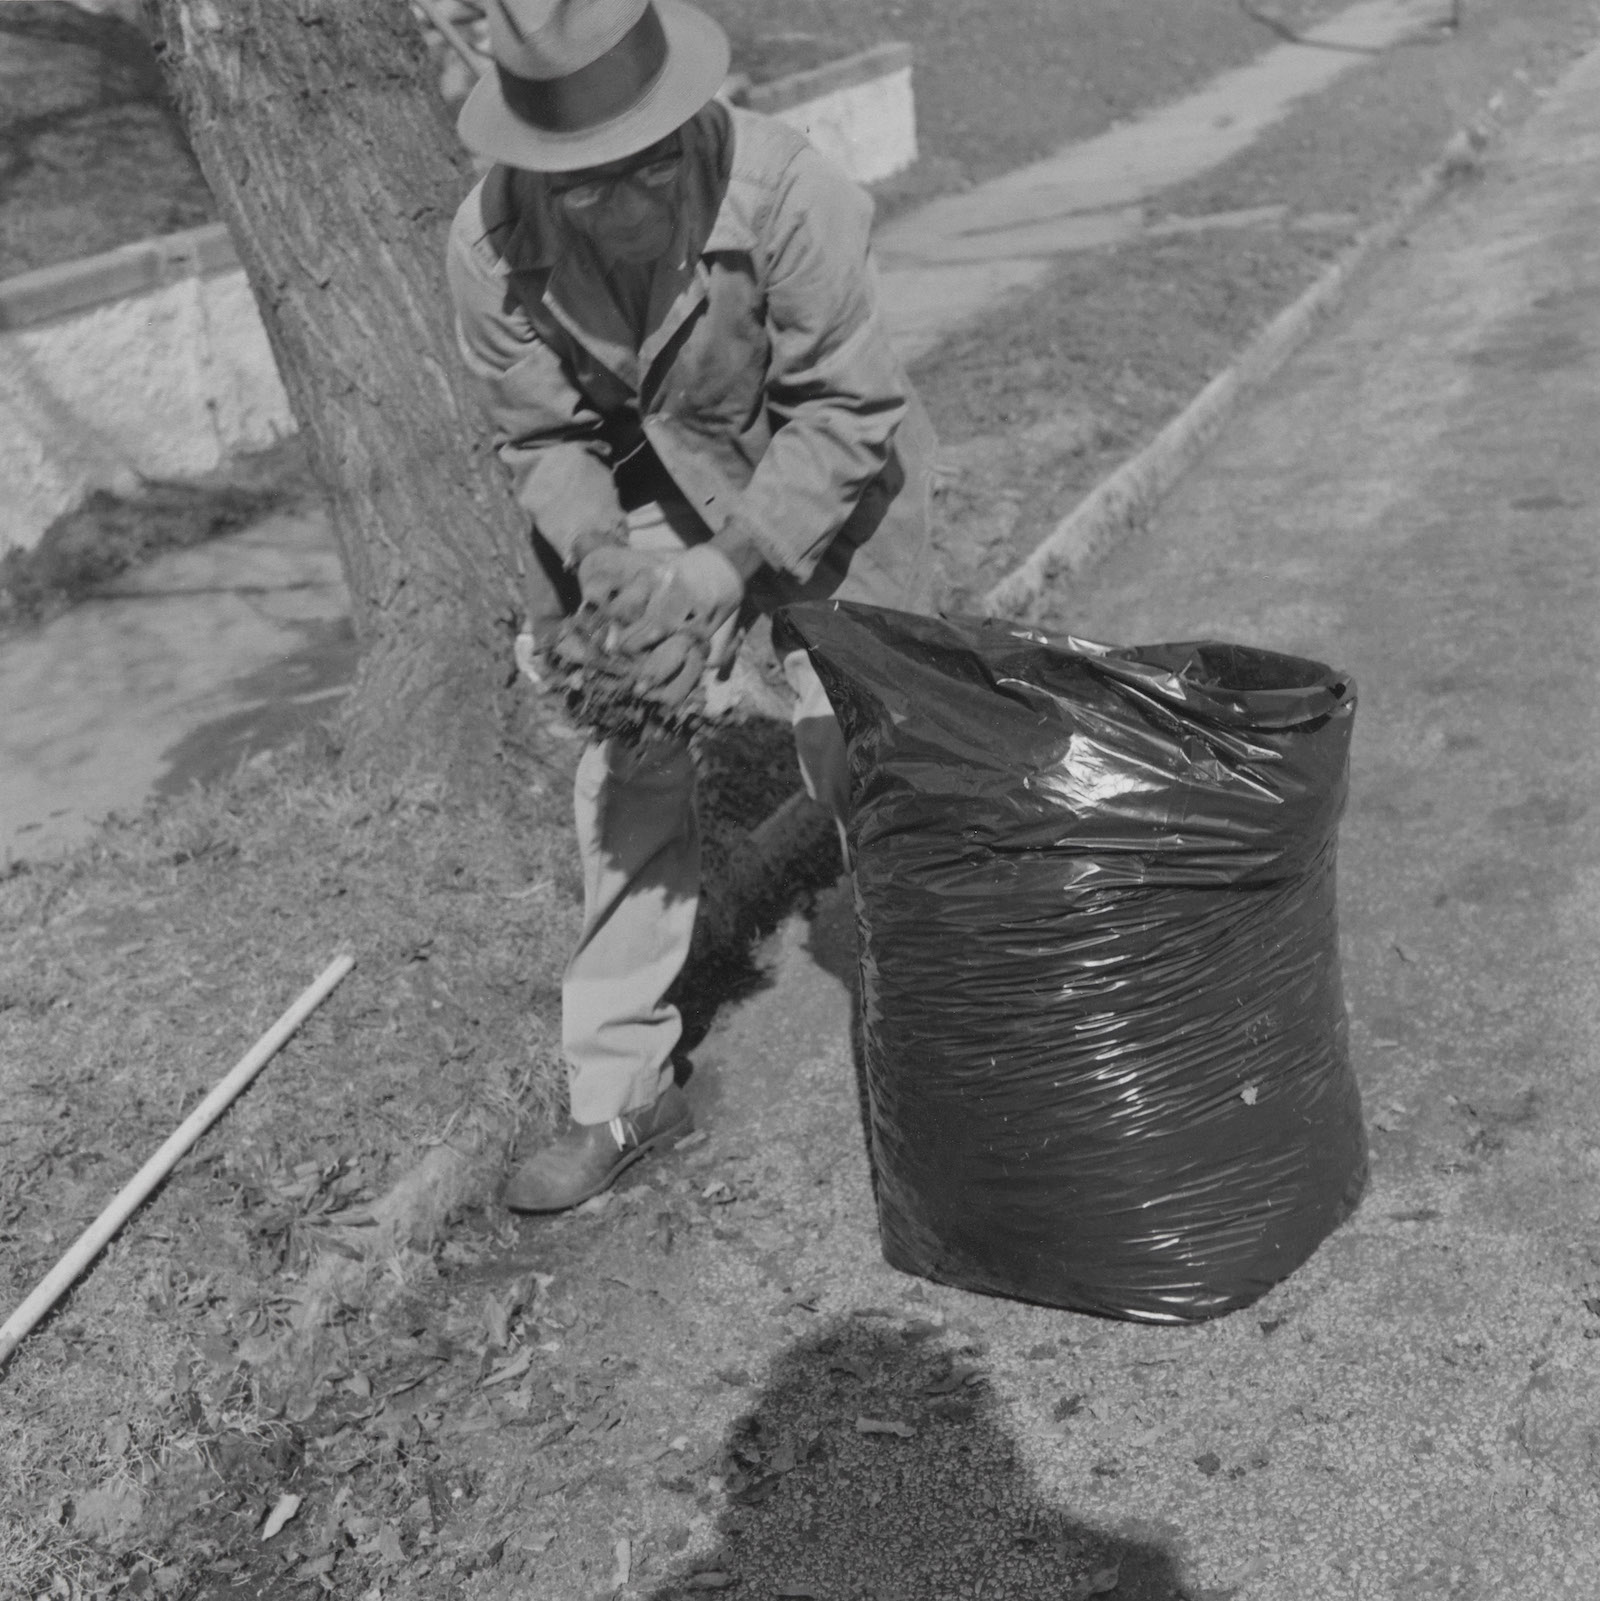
[{"xmin": 0, "ymin": 737, "xmax": 573, "ymax": 1592}]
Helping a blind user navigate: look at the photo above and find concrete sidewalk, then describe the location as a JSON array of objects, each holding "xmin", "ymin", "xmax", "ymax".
[{"xmin": 491, "ymin": 36, "xmax": 1600, "ymax": 1601}]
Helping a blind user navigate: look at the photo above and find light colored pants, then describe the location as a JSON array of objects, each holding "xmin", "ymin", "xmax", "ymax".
[{"xmin": 560, "ymin": 506, "xmax": 849, "ymax": 1125}]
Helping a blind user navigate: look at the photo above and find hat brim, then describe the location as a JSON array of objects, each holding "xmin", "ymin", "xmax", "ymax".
[{"xmin": 458, "ymin": 0, "xmax": 731, "ymax": 173}]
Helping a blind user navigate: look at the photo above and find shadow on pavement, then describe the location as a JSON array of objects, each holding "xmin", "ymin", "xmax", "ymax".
[
  {"xmin": 643, "ymin": 1320, "xmax": 1190, "ymax": 1601},
  {"xmin": 152, "ymin": 616, "xmax": 358, "ymax": 796}
]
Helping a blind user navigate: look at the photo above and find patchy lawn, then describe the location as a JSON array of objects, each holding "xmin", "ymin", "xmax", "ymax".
[{"xmin": 0, "ymin": 709, "xmax": 811, "ymax": 1597}]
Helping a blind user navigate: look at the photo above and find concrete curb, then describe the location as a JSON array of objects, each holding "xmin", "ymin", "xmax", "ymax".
[
  {"xmin": 741, "ymin": 42, "xmax": 914, "ymax": 115},
  {"xmin": 0, "ymin": 222, "xmax": 237, "ymax": 332},
  {"xmin": 980, "ymin": 124, "xmax": 1491, "ymax": 620}
]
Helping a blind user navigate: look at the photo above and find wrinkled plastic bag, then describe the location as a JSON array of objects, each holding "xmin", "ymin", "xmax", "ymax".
[{"xmin": 777, "ymin": 600, "xmax": 1367, "ymax": 1323}]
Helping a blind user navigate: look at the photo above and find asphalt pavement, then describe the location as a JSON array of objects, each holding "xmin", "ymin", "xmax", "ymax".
[{"xmin": 550, "ymin": 36, "xmax": 1600, "ymax": 1601}]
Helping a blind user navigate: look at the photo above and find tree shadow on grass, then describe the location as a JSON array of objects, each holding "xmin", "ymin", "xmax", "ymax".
[{"xmin": 642, "ymin": 1319, "xmax": 1191, "ymax": 1601}]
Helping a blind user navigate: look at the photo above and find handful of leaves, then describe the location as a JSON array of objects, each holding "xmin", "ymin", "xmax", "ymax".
[{"xmin": 539, "ymin": 603, "xmax": 718, "ymax": 745}]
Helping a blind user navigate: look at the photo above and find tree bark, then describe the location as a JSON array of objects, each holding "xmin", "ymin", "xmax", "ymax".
[{"xmin": 147, "ymin": 0, "xmax": 534, "ymax": 778}]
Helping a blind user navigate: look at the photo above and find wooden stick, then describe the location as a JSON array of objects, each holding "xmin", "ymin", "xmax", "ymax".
[
  {"xmin": 0, "ymin": 954, "xmax": 356, "ymax": 1370},
  {"xmin": 412, "ymin": 0, "xmax": 489, "ymax": 80}
]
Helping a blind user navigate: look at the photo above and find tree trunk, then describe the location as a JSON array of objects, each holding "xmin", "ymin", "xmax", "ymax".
[{"xmin": 147, "ymin": 0, "xmax": 534, "ymax": 778}]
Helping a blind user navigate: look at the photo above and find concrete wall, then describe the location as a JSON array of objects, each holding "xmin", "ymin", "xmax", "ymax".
[
  {"xmin": 0, "ymin": 45, "xmax": 917, "ymax": 556},
  {"xmin": 744, "ymin": 43, "xmax": 917, "ymax": 187},
  {"xmin": 0, "ymin": 229, "xmax": 295, "ymax": 556}
]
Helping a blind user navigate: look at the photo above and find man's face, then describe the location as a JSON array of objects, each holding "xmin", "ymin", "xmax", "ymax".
[{"xmin": 549, "ymin": 135, "xmax": 683, "ymax": 264}]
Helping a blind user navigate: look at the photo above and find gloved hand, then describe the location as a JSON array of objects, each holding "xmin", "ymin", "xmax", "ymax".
[
  {"xmin": 575, "ymin": 545, "xmax": 674, "ymax": 630},
  {"xmin": 608, "ymin": 544, "xmax": 745, "ymax": 667}
]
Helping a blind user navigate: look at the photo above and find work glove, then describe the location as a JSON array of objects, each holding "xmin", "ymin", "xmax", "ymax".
[
  {"xmin": 606, "ymin": 544, "xmax": 746, "ymax": 668},
  {"xmin": 566, "ymin": 517, "xmax": 629, "ymax": 569},
  {"xmin": 575, "ymin": 545, "xmax": 675, "ymax": 630}
]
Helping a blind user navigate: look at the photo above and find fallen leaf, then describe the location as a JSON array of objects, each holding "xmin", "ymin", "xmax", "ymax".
[
  {"xmin": 1239, "ymin": 1084, "xmax": 1259, "ymax": 1106},
  {"xmin": 701, "ymin": 1180, "xmax": 735, "ymax": 1204},
  {"xmin": 481, "ymin": 1346, "xmax": 534, "ymax": 1388},
  {"xmin": 1193, "ymin": 1450, "xmax": 1222, "ymax": 1476},
  {"xmin": 374, "ymin": 1524, "xmax": 405, "ymax": 1565},
  {"xmin": 1066, "ymin": 1565, "xmax": 1121, "ymax": 1598},
  {"xmin": 483, "ymin": 1289, "xmax": 515, "ymax": 1350},
  {"xmin": 686, "ymin": 1573, "xmax": 736, "ymax": 1590},
  {"xmin": 714, "ymin": 1366, "xmax": 752, "ymax": 1388},
  {"xmin": 612, "ymin": 1538, "xmax": 632, "ymax": 1588},
  {"xmin": 71, "ymin": 1485, "xmax": 143, "ymax": 1543},
  {"xmin": 732, "ymin": 1472, "xmax": 782, "ymax": 1506},
  {"xmin": 924, "ymin": 1362, "xmax": 982, "ymax": 1395},
  {"xmin": 856, "ymin": 1416, "xmax": 916, "ymax": 1439},
  {"xmin": 926, "ymin": 1397, "xmax": 975, "ymax": 1423},
  {"xmin": 828, "ymin": 1355, "xmax": 871, "ymax": 1381},
  {"xmin": 675, "ymin": 1130, "xmax": 709, "ymax": 1152},
  {"xmin": 199, "ymin": 1334, "xmax": 235, "ymax": 1372},
  {"xmin": 293, "ymin": 1553, "xmax": 338, "ymax": 1581},
  {"xmin": 103, "ymin": 1419, "xmax": 132, "ymax": 1459},
  {"xmin": 1053, "ymin": 1393, "xmax": 1086, "ymax": 1422},
  {"xmin": 260, "ymin": 1492, "xmax": 303, "ymax": 1541}
]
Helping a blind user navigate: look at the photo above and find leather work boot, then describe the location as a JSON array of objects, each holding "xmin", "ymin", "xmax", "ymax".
[{"xmin": 503, "ymin": 1084, "xmax": 693, "ymax": 1213}]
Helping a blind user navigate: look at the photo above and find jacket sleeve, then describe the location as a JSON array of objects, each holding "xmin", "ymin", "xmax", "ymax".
[
  {"xmin": 446, "ymin": 188, "xmax": 623, "ymax": 564},
  {"xmin": 721, "ymin": 145, "xmax": 909, "ymax": 582}
]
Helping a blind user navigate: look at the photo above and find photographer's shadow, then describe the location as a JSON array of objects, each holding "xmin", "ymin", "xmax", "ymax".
[{"xmin": 643, "ymin": 1319, "xmax": 1186, "ymax": 1601}]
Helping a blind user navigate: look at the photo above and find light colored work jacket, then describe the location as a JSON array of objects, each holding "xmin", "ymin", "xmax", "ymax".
[{"xmin": 447, "ymin": 99, "xmax": 934, "ymax": 627}]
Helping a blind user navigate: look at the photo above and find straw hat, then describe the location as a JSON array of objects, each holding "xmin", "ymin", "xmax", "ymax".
[{"xmin": 458, "ymin": 0, "xmax": 731, "ymax": 172}]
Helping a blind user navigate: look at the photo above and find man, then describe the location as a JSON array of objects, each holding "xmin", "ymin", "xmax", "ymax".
[{"xmin": 447, "ymin": 0, "xmax": 936, "ymax": 1212}]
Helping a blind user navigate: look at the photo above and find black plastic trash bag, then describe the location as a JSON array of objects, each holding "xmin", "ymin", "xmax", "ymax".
[{"xmin": 777, "ymin": 600, "xmax": 1367, "ymax": 1323}]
